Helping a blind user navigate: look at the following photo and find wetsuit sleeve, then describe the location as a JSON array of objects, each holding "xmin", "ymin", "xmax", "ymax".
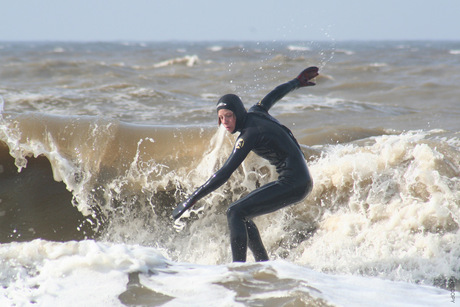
[
  {"xmin": 253, "ymin": 79, "xmax": 301, "ymax": 112},
  {"xmin": 186, "ymin": 134, "xmax": 254, "ymax": 205}
]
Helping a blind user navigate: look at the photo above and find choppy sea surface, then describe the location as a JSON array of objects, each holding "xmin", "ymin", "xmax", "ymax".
[{"xmin": 0, "ymin": 41, "xmax": 459, "ymax": 306}]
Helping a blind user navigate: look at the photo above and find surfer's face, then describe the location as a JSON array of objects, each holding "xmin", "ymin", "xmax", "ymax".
[{"xmin": 218, "ymin": 109, "xmax": 236, "ymax": 133}]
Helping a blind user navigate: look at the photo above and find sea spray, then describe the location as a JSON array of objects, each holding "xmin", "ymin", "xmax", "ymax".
[{"xmin": 290, "ymin": 130, "xmax": 460, "ymax": 285}]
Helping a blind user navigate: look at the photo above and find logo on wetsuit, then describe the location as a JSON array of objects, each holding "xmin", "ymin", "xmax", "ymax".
[{"xmin": 236, "ymin": 138, "xmax": 244, "ymax": 149}]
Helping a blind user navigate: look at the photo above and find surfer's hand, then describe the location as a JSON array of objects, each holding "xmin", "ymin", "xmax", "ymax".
[
  {"xmin": 296, "ymin": 67, "xmax": 319, "ymax": 87},
  {"xmin": 172, "ymin": 198, "xmax": 196, "ymax": 220}
]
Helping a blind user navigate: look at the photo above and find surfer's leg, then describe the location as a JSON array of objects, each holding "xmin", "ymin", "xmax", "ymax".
[
  {"xmin": 227, "ymin": 180, "xmax": 307, "ymax": 262},
  {"xmin": 227, "ymin": 209, "xmax": 248, "ymax": 262},
  {"xmin": 246, "ymin": 219, "xmax": 269, "ymax": 261}
]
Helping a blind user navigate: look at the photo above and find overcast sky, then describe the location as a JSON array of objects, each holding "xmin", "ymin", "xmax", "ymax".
[{"xmin": 1, "ymin": 0, "xmax": 459, "ymax": 42}]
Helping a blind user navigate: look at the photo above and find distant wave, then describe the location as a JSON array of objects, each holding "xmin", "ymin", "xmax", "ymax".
[
  {"xmin": 335, "ymin": 49, "xmax": 354, "ymax": 55},
  {"xmin": 153, "ymin": 55, "xmax": 201, "ymax": 68},
  {"xmin": 287, "ymin": 45, "xmax": 311, "ymax": 52},
  {"xmin": 207, "ymin": 45, "xmax": 223, "ymax": 52}
]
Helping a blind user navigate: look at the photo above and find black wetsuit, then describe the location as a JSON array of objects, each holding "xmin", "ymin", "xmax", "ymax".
[{"xmin": 180, "ymin": 78, "xmax": 313, "ymax": 262}]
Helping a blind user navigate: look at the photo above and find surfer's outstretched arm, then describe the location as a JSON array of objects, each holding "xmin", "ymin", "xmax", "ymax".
[
  {"xmin": 172, "ymin": 135, "xmax": 253, "ymax": 220},
  {"xmin": 254, "ymin": 67, "xmax": 319, "ymax": 112}
]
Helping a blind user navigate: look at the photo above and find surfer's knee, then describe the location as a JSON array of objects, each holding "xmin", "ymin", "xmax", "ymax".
[
  {"xmin": 290, "ymin": 173, "xmax": 313, "ymax": 202},
  {"xmin": 227, "ymin": 204, "xmax": 251, "ymax": 228},
  {"xmin": 226, "ymin": 205, "xmax": 242, "ymax": 222}
]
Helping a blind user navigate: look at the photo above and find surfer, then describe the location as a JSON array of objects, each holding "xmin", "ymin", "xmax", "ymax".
[{"xmin": 173, "ymin": 67, "xmax": 319, "ymax": 262}]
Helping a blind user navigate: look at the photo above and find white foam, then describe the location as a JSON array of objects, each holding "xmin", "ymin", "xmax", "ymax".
[
  {"xmin": 0, "ymin": 240, "xmax": 167, "ymax": 306},
  {"xmin": 0, "ymin": 241, "xmax": 452, "ymax": 306}
]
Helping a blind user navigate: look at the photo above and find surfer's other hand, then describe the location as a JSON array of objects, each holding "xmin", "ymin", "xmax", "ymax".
[{"xmin": 296, "ymin": 66, "xmax": 319, "ymax": 87}]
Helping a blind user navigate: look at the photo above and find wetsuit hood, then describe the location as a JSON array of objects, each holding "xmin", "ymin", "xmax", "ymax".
[{"xmin": 216, "ymin": 94, "xmax": 247, "ymax": 134}]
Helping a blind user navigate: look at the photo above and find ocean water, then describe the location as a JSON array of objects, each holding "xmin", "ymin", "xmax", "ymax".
[{"xmin": 0, "ymin": 40, "xmax": 459, "ymax": 306}]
